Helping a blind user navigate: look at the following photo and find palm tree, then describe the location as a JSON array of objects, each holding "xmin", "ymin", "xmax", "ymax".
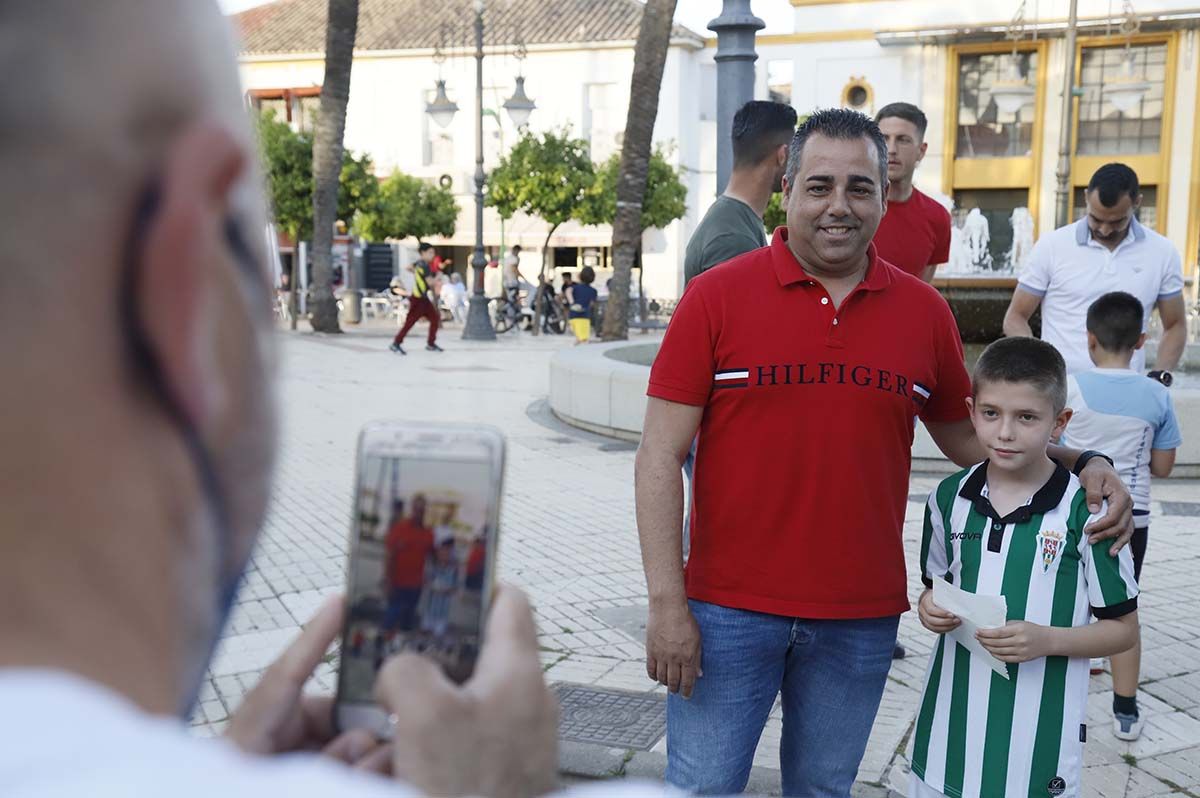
[
  {"xmin": 308, "ymin": 0, "xmax": 360, "ymax": 333},
  {"xmin": 600, "ymin": 0, "xmax": 678, "ymax": 341}
]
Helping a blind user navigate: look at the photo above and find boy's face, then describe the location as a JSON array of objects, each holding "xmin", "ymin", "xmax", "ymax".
[{"xmin": 966, "ymin": 380, "xmax": 1072, "ymax": 475}]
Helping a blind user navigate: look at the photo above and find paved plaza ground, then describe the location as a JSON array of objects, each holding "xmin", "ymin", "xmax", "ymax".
[{"xmin": 191, "ymin": 322, "xmax": 1200, "ymax": 796}]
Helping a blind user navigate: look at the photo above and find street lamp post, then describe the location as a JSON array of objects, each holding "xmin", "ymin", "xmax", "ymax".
[
  {"xmin": 463, "ymin": 0, "xmax": 496, "ymax": 340},
  {"xmin": 425, "ymin": 1, "xmax": 534, "ymax": 340},
  {"xmin": 709, "ymin": 0, "xmax": 764, "ymax": 196},
  {"xmin": 1054, "ymin": 0, "xmax": 1080, "ymax": 228}
]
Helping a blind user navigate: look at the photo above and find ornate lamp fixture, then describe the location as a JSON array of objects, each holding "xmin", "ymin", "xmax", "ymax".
[
  {"xmin": 502, "ymin": 41, "xmax": 536, "ymax": 128},
  {"xmin": 425, "ymin": 37, "xmax": 458, "ymax": 128},
  {"xmin": 1103, "ymin": 2, "xmax": 1151, "ymax": 114},
  {"xmin": 992, "ymin": 1, "xmax": 1036, "ymax": 115}
]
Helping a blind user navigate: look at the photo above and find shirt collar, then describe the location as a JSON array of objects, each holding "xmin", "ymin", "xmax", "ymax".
[
  {"xmin": 769, "ymin": 226, "xmax": 892, "ymax": 292},
  {"xmin": 1074, "ymin": 216, "xmax": 1146, "ymax": 247},
  {"xmin": 958, "ymin": 461, "xmax": 1072, "ymax": 524}
]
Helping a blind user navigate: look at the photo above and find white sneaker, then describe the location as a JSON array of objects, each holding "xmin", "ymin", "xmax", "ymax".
[
  {"xmin": 1113, "ymin": 711, "xmax": 1144, "ymax": 741},
  {"xmin": 1090, "ymin": 657, "xmax": 1105, "ymax": 675}
]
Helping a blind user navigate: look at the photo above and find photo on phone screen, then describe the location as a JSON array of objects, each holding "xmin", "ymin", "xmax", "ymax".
[{"xmin": 338, "ymin": 446, "xmax": 497, "ymax": 710}]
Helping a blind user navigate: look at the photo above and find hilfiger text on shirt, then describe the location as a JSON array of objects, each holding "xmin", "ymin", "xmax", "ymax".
[{"xmin": 715, "ymin": 362, "xmax": 930, "ymax": 408}]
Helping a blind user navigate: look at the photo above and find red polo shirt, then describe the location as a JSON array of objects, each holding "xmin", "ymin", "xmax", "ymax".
[
  {"xmin": 873, "ymin": 187, "xmax": 952, "ymax": 279},
  {"xmin": 649, "ymin": 228, "xmax": 970, "ymax": 618}
]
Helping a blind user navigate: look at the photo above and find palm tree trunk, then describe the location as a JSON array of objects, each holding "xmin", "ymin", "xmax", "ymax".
[
  {"xmin": 601, "ymin": 0, "xmax": 678, "ymax": 341},
  {"xmin": 309, "ymin": 0, "xmax": 360, "ymax": 333}
]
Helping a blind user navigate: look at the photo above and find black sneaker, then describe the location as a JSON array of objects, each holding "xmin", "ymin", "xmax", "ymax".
[
  {"xmin": 426, "ymin": 343, "xmax": 444, "ymax": 352},
  {"xmin": 892, "ymin": 643, "xmax": 906, "ymax": 659},
  {"xmin": 389, "ymin": 343, "xmax": 406, "ymax": 355}
]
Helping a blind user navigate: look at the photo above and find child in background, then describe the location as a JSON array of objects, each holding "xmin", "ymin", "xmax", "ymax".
[
  {"xmin": 421, "ymin": 539, "xmax": 459, "ymax": 638},
  {"xmin": 567, "ymin": 266, "xmax": 598, "ymax": 343},
  {"xmin": 911, "ymin": 337, "xmax": 1139, "ymax": 798},
  {"xmin": 1060, "ymin": 291, "xmax": 1181, "ymax": 740}
]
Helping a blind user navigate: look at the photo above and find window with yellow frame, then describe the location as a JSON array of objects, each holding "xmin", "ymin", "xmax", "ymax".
[
  {"xmin": 1069, "ymin": 37, "xmax": 1173, "ymax": 233},
  {"xmin": 945, "ymin": 42, "xmax": 1045, "ymax": 271}
]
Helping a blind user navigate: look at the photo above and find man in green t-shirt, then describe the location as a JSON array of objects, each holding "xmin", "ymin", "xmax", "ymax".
[{"xmin": 682, "ymin": 101, "xmax": 796, "ymax": 286}]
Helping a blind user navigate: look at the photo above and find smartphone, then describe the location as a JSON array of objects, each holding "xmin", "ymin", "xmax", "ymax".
[{"xmin": 335, "ymin": 421, "xmax": 505, "ymax": 737}]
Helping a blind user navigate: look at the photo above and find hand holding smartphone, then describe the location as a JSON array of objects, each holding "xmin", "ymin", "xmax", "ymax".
[{"xmin": 335, "ymin": 421, "xmax": 504, "ymax": 737}]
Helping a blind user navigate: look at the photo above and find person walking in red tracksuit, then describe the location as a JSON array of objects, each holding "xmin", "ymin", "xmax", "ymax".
[{"xmin": 390, "ymin": 242, "xmax": 444, "ymax": 354}]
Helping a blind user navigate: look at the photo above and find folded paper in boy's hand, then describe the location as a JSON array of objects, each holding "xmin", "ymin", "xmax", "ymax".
[{"xmin": 933, "ymin": 578, "xmax": 1010, "ymax": 679}]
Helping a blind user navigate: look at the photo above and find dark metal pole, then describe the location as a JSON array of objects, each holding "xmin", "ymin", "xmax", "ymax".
[
  {"xmin": 1054, "ymin": 0, "xmax": 1080, "ymax": 229},
  {"xmin": 463, "ymin": 0, "xmax": 497, "ymax": 340},
  {"xmin": 709, "ymin": 0, "xmax": 764, "ymax": 196}
]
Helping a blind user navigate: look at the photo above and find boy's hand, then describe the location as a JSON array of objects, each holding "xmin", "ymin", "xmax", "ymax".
[
  {"xmin": 976, "ymin": 621, "xmax": 1052, "ymax": 663},
  {"xmin": 918, "ymin": 589, "xmax": 961, "ymax": 634}
]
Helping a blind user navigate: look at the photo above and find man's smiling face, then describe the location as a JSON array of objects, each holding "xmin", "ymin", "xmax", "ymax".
[{"xmin": 781, "ymin": 133, "xmax": 887, "ymax": 277}]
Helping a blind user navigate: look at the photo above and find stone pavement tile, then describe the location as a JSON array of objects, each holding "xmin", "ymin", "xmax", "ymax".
[
  {"xmin": 545, "ymin": 654, "xmax": 619, "ymax": 685},
  {"xmin": 1084, "ymin": 763, "xmax": 1135, "ymax": 798},
  {"xmin": 1143, "ymin": 671, "xmax": 1200, "ymax": 711},
  {"xmin": 1137, "ymin": 748, "xmax": 1200, "ymax": 791},
  {"xmin": 1127, "ymin": 711, "xmax": 1200, "ymax": 759},
  {"xmin": 593, "ymin": 660, "xmax": 658, "ymax": 694},
  {"xmin": 208, "ymin": 628, "xmax": 300, "ymax": 678},
  {"xmin": 1124, "ymin": 766, "xmax": 1183, "ymax": 798}
]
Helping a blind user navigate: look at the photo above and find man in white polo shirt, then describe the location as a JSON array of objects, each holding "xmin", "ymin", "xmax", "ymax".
[{"xmin": 1004, "ymin": 163, "xmax": 1187, "ymax": 383}]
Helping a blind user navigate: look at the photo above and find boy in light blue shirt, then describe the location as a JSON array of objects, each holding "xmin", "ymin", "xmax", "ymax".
[{"xmin": 1061, "ymin": 290, "xmax": 1182, "ymax": 741}]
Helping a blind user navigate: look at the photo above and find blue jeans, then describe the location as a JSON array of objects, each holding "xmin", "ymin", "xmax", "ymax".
[{"xmin": 665, "ymin": 600, "xmax": 899, "ymax": 796}]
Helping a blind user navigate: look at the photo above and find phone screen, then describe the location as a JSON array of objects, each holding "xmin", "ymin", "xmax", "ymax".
[{"xmin": 339, "ymin": 451, "xmax": 495, "ymax": 706}]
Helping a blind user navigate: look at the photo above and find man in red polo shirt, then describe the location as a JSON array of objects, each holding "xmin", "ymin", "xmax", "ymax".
[
  {"xmin": 383, "ymin": 495, "xmax": 434, "ymax": 632},
  {"xmin": 873, "ymin": 102, "xmax": 951, "ymax": 283},
  {"xmin": 636, "ymin": 108, "xmax": 1133, "ymax": 797}
]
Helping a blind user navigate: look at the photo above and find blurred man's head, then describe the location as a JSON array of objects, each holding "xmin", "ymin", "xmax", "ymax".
[
  {"xmin": 731, "ymin": 100, "xmax": 798, "ymax": 193},
  {"xmin": 411, "ymin": 494, "xmax": 428, "ymax": 521},
  {"xmin": 418, "ymin": 242, "xmax": 437, "ymax": 262},
  {"xmin": 874, "ymin": 102, "xmax": 928, "ymax": 186},
  {"xmin": 0, "ymin": 0, "xmax": 275, "ymax": 716},
  {"xmin": 781, "ymin": 109, "xmax": 888, "ymax": 278},
  {"xmin": 1084, "ymin": 163, "xmax": 1141, "ymax": 250}
]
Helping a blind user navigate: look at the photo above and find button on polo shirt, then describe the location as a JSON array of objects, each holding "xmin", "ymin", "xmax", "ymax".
[
  {"xmin": 649, "ymin": 228, "xmax": 972, "ymax": 619},
  {"xmin": 1017, "ymin": 218, "xmax": 1184, "ymax": 374}
]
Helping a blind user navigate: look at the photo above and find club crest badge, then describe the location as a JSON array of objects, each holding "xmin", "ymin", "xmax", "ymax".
[{"xmin": 1037, "ymin": 529, "xmax": 1066, "ymax": 572}]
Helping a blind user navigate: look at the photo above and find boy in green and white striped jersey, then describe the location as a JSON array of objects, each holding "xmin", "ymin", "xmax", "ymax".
[{"xmin": 910, "ymin": 337, "xmax": 1139, "ymax": 798}]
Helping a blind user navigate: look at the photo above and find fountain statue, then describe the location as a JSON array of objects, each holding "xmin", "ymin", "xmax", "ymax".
[
  {"xmin": 963, "ymin": 208, "xmax": 993, "ymax": 271},
  {"xmin": 1007, "ymin": 206, "xmax": 1034, "ymax": 274}
]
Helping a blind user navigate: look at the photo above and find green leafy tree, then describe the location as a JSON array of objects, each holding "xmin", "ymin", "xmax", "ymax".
[
  {"xmin": 353, "ymin": 172, "xmax": 458, "ymax": 242},
  {"xmin": 486, "ymin": 128, "xmax": 594, "ymax": 278},
  {"xmin": 763, "ymin": 192, "xmax": 786, "ymax": 234},
  {"xmin": 255, "ymin": 110, "xmax": 314, "ymax": 243},
  {"xmin": 578, "ymin": 148, "xmax": 687, "ymax": 233},
  {"xmin": 253, "ymin": 110, "xmax": 378, "ymax": 242}
]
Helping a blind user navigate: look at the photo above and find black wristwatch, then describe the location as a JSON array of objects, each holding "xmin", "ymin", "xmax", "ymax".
[
  {"xmin": 1073, "ymin": 450, "xmax": 1115, "ymax": 477},
  {"xmin": 1147, "ymin": 370, "xmax": 1174, "ymax": 387}
]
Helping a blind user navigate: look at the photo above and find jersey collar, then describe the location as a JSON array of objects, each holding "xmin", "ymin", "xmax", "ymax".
[
  {"xmin": 958, "ymin": 461, "xmax": 1072, "ymax": 524},
  {"xmin": 769, "ymin": 226, "xmax": 892, "ymax": 292}
]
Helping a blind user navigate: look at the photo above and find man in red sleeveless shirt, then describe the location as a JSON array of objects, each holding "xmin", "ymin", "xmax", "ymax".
[{"xmin": 872, "ymin": 102, "xmax": 951, "ymax": 283}]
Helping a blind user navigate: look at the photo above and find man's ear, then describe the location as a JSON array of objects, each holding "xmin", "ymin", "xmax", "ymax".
[
  {"xmin": 777, "ymin": 142, "xmax": 789, "ymax": 168},
  {"xmin": 916, "ymin": 140, "xmax": 928, "ymax": 164},
  {"xmin": 1135, "ymin": 332, "xmax": 1147, "ymax": 351},
  {"xmin": 135, "ymin": 124, "xmax": 248, "ymax": 432},
  {"xmin": 964, "ymin": 395, "xmax": 975, "ymax": 415}
]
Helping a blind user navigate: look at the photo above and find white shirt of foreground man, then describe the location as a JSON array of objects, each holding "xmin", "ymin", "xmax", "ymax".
[{"xmin": 1, "ymin": 668, "xmax": 664, "ymax": 798}]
